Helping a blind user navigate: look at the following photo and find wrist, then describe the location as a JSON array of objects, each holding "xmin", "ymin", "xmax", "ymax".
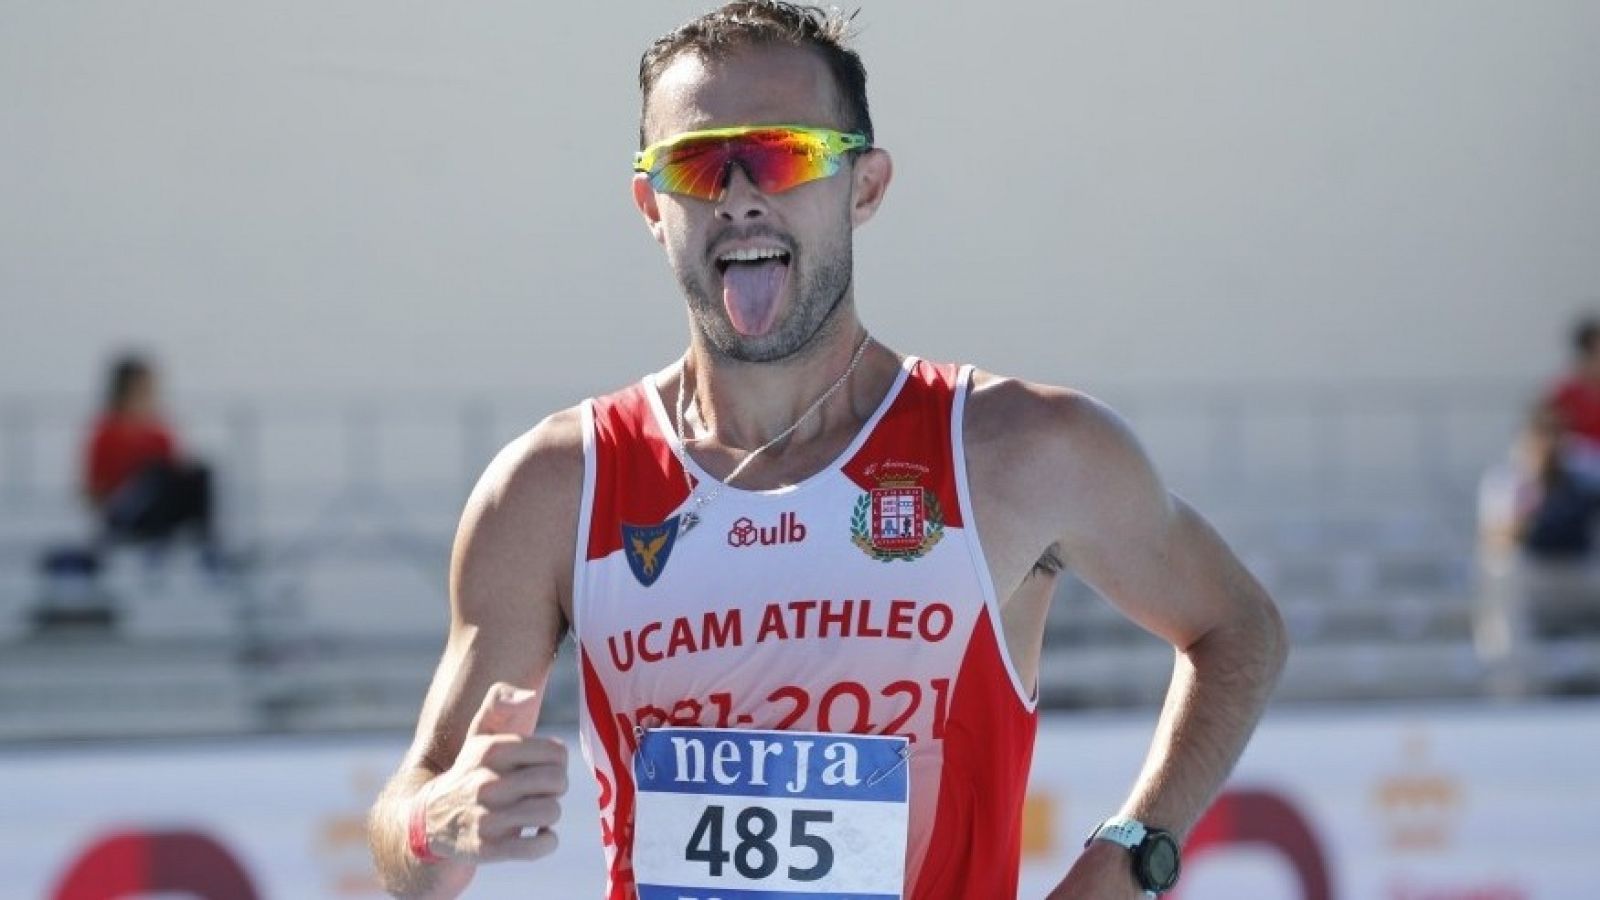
[
  {"xmin": 1085, "ymin": 815, "xmax": 1181, "ymax": 896},
  {"xmin": 407, "ymin": 783, "xmax": 444, "ymax": 865}
]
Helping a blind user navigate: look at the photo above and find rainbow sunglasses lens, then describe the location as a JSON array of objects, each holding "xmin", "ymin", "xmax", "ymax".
[{"xmin": 634, "ymin": 125, "xmax": 869, "ymax": 201}]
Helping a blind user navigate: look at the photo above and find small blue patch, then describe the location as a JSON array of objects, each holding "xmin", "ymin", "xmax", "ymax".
[{"xmin": 622, "ymin": 516, "xmax": 681, "ymax": 587}]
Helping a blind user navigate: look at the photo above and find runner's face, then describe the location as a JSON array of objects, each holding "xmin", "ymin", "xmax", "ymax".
[{"xmin": 634, "ymin": 46, "xmax": 884, "ymax": 363}]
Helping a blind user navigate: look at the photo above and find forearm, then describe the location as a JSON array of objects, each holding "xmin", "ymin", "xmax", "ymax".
[
  {"xmin": 368, "ymin": 768, "xmax": 476, "ymax": 900},
  {"xmin": 1117, "ymin": 606, "xmax": 1288, "ymax": 839}
]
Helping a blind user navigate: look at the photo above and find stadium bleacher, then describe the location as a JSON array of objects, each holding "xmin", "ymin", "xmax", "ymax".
[{"xmin": 1, "ymin": 385, "xmax": 1593, "ymax": 744}]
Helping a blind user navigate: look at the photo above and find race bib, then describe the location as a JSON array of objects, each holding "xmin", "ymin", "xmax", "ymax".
[{"xmin": 632, "ymin": 727, "xmax": 910, "ymax": 900}]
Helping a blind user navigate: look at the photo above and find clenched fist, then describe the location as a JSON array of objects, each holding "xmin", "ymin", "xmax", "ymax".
[{"xmin": 418, "ymin": 682, "xmax": 570, "ymax": 864}]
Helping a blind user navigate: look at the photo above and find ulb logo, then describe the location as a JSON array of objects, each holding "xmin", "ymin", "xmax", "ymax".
[
  {"xmin": 622, "ymin": 517, "xmax": 681, "ymax": 587},
  {"xmin": 726, "ymin": 512, "xmax": 808, "ymax": 548}
]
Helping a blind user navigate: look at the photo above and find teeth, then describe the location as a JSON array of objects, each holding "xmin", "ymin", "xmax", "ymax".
[{"xmin": 718, "ymin": 247, "xmax": 788, "ymax": 263}]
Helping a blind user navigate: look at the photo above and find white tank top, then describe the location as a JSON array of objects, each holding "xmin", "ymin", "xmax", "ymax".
[{"xmin": 572, "ymin": 357, "xmax": 1038, "ymax": 899}]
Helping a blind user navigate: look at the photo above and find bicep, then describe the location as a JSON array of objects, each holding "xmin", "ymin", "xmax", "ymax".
[
  {"xmin": 1066, "ymin": 495, "xmax": 1264, "ymax": 651},
  {"xmin": 1050, "ymin": 408, "xmax": 1266, "ymax": 651}
]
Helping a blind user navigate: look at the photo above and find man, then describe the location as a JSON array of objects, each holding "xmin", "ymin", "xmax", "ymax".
[{"xmin": 368, "ymin": 4, "xmax": 1287, "ymax": 898}]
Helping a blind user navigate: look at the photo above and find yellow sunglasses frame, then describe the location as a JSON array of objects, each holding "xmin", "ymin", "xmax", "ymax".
[{"xmin": 632, "ymin": 124, "xmax": 870, "ymax": 182}]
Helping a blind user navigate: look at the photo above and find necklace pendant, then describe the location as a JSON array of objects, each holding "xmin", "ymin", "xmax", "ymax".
[{"xmin": 680, "ymin": 511, "xmax": 700, "ymax": 535}]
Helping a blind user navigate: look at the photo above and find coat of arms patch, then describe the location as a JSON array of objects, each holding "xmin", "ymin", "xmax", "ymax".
[{"xmin": 850, "ymin": 462, "xmax": 944, "ymax": 562}]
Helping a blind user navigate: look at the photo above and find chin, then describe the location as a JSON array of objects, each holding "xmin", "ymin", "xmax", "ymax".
[{"xmin": 711, "ymin": 331, "xmax": 799, "ymax": 364}]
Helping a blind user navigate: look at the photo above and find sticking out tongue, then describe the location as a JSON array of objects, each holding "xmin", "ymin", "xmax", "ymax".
[{"xmin": 721, "ymin": 258, "xmax": 789, "ymax": 337}]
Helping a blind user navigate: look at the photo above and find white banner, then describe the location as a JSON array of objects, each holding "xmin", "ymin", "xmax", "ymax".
[
  {"xmin": 3, "ymin": 702, "xmax": 1596, "ymax": 899},
  {"xmin": 1015, "ymin": 703, "xmax": 1599, "ymax": 900}
]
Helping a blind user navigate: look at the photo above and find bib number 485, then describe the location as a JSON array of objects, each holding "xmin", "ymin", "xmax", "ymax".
[{"xmin": 685, "ymin": 805, "xmax": 834, "ymax": 882}]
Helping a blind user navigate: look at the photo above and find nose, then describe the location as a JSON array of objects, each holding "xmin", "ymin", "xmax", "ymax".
[{"xmin": 715, "ymin": 163, "xmax": 769, "ymax": 221}]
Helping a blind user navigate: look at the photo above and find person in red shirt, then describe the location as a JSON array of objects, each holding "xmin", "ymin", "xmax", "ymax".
[
  {"xmin": 1514, "ymin": 317, "xmax": 1600, "ymax": 557},
  {"xmin": 1544, "ymin": 317, "xmax": 1600, "ymax": 475},
  {"xmin": 83, "ymin": 354, "xmax": 217, "ymax": 555}
]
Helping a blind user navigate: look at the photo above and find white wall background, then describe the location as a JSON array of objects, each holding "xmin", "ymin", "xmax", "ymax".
[{"xmin": 1, "ymin": 1, "xmax": 1597, "ymax": 403}]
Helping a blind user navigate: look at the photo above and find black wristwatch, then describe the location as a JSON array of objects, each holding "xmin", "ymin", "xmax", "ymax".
[{"xmin": 1085, "ymin": 816, "xmax": 1182, "ymax": 895}]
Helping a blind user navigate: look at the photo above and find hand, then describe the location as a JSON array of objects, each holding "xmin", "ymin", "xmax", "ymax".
[
  {"xmin": 421, "ymin": 682, "xmax": 569, "ymax": 864},
  {"xmin": 1044, "ymin": 839, "xmax": 1151, "ymax": 900}
]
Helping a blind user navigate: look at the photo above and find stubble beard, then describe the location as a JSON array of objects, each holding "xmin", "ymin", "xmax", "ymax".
[{"xmin": 678, "ymin": 234, "xmax": 854, "ymax": 365}]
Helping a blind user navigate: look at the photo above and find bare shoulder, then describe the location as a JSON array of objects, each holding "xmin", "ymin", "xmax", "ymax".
[
  {"xmin": 451, "ymin": 404, "xmax": 587, "ymax": 628},
  {"xmin": 965, "ymin": 369, "xmax": 1157, "ymax": 510},
  {"xmin": 961, "ymin": 369, "xmax": 1169, "ymax": 596},
  {"xmin": 467, "ymin": 404, "xmax": 586, "ymax": 515}
]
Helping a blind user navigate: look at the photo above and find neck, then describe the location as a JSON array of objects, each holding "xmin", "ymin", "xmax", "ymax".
[{"xmin": 680, "ymin": 314, "xmax": 884, "ymax": 453}]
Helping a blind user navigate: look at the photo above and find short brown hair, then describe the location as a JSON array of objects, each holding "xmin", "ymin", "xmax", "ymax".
[{"xmin": 638, "ymin": 2, "xmax": 873, "ymax": 148}]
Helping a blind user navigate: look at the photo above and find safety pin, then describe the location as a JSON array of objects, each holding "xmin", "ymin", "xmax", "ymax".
[
  {"xmin": 864, "ymin": 744, "xmax": 912, "ymax": 787},
  {"xmin": 635, "ymin": 725, "xmax": 658, "ymax": 780}
]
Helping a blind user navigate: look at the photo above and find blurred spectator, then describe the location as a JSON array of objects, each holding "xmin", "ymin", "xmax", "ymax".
[
  {"xmin": 1482, "ymin": 317, "xmax": 1600, "ymax": 561},
  {"xmin": 82, "ymin": 353, "xmax": 221, "ymax": 563},
  {"xmin": 1542, "ymin": 315, "xmax": 1600, "ymax": 488},
  {"xmin": 1478, "ymin": 407, "xmax": 1580, "ymax": 557}
]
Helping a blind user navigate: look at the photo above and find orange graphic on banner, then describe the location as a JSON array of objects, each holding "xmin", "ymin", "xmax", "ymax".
[
  {"xmin": 1020, "ymin": 791, "xmax": 1057, "ymax": 858},
  {"xmin": 1373, "ymin": 731, "xmax": 1462, "ymax": 853}
]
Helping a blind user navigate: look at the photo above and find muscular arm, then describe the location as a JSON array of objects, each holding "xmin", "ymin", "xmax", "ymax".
[
  {"xmin": 969, "ymin": 376, "xmax": 1288, "ymax": 896},
  {"xmin": 368, "ymin": 408, "xmax": 584, "ymax": 899},
  {"xmin": 1055, "ymin": 397, "xmax": 1286, "ymax": 838}
]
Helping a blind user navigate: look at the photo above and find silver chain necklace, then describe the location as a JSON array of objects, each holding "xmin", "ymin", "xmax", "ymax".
[{"xmin": 673, "ymin": 333, "xmax": 874, "ymax": 535}]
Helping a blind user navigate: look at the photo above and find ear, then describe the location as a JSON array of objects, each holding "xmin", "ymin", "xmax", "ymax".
[
  {"xmin": 849, "ymin": 147, "xmax": 893, "ymax": 228},
  {"xmin": 632, "ymin": 174, "xmax": 667, "ymax": 246}
]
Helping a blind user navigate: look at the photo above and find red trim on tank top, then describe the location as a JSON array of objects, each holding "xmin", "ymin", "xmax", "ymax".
[
  {"xmin": 840, "ymin": 360, "xmax": 964, "ymax": 530},
  {"xmin": 909, "ymin": 611, "xmax": 1038, "ymax": 898},
  {"xmin": 586, "ymin": 383, "xmax": 693, "ymax": 562},
  {"xmin": 581, "ymin": 647, "xmax": 639, "ymax": 899}
]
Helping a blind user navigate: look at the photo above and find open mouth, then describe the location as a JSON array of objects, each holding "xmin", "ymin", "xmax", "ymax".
[{"xmin": 715, "ymin": 247, "xmax": 792, "ymax": 337}]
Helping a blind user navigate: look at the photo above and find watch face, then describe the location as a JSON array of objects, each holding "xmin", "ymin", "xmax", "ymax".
[{"xmin": 1139, "ymin": 832, "xmax": 1181, "ymax": 891}]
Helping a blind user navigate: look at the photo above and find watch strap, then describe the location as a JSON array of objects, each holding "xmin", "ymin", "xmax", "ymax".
[
  {"xmin": 1086, "ymin": 816, "xmax": 1167, "ymax": 897},
  {"xmin": 1085, "ymin": 814, "xmax": 1148, "ymax": 850}
]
